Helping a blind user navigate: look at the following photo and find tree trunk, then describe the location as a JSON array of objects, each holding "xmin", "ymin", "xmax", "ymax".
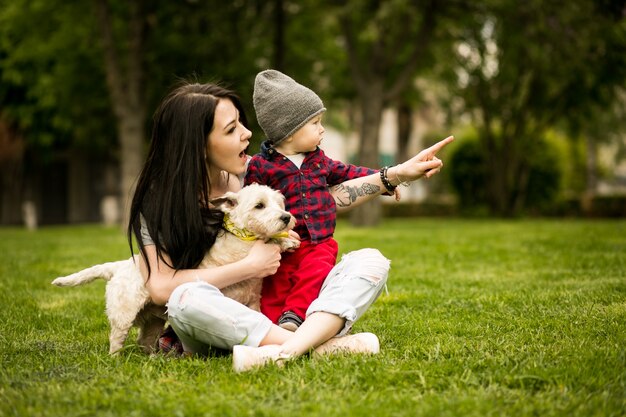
[
  {"xmin": 480, "ymin": 113, "xmax": 540, "ymax": 217},
  {"xmin": 119, "ymin": 115, "xmax": 145, "ymax": 224},
  {"xmin": 396, "ymin": 100, "xmax": 412, "ymax": 164},
  {"xmin": 581, "ymin": 134, "xmax": 598, "ymax": 214},
  {"xmin": 497, "ymin": 151, "xmax": 521, "ymax": 217},
  {"xmin": 67, "ymin": 148, "xmax": 90, "ymax": 223},
  {"xmin": 0, "ymin": 118, "xmax": 25, "ymax": 225},
  {"xmin": 585, "ymin": 135, "xmax": 598, "ymax": 195},
  {"xmin": 350, "ymin": 82, "xmax": 384, "ymax": 226},
  {"xmin": 482, "ymin": 135, "xmax": 516, "ymax": 217},
  {"xmin": 0, "ymin": 153, "xmax": 24, "ymax": 225},
  {"xmin": 94, "ymin": 0, "xmax": 145, "ymax": 228},
  {"xmin": 511, "ymin": 158, "xmax": 531, "ymax": 215},
  {"xmin": 337, "ymin": 0, "xmax": 439, "ymax": 225}
]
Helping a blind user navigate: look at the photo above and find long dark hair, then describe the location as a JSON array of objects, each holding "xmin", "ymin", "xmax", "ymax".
[{"xmin": 128, "ymin": 82, "xmax": 249, "ymax": 277}]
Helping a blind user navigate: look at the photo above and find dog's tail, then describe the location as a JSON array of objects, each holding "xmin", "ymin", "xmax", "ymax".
[{"xmin": 52, "ymin": 257, "xmax": 136, "ymax": 287}]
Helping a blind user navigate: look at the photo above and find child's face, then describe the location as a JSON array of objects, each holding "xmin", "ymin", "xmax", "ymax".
[{"xmin": 284, "ymin": 114, "xmax": 325, "ymax": 154}]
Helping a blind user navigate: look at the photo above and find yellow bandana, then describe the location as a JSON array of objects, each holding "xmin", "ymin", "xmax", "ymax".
[{"xmin": 223, "ymin": 214, "xmax": 290, "ymax": 241}]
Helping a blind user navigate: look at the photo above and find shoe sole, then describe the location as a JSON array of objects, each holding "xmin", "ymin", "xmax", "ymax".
[
  {"xmin": 232, "ymin": 345, "xmax": 252, "ymax": 373},
  {"xmin": 279, "ymin": 322, "xmax": 299, "ymax": 332}
]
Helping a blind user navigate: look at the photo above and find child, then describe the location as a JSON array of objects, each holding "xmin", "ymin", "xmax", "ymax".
[{"xmin": 245, "ymin": 69, "xmax": 393, "ymax": 331}]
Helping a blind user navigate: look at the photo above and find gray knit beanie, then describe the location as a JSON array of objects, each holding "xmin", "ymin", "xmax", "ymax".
[{"xmin": 253, "ymin": 69, "xmax": 326, "ymax": 145}]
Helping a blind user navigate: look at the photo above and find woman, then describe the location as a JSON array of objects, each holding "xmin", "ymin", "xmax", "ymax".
[{"xmin": 128, "ymin": 81, "xmax": 452, "ymax": 372}]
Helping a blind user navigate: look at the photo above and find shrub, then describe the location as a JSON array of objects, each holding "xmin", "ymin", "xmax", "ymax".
[
  {"xmin": 448, "ymin": 135, "xmax": 562, "ymax": 214},
  {"xmin": 448, "ymin": 138, "xmax": 488, "ymax": 211}
]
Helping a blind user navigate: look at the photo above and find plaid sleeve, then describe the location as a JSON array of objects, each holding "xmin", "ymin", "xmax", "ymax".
[{"xmin": 325, "ymin": 156, "xmax": 377, "ymax": 186}]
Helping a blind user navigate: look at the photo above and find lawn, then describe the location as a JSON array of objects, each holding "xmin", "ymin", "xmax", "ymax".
[{"xmin": 1, "ymin": 219, "xmax": 624, "ymax": 417}]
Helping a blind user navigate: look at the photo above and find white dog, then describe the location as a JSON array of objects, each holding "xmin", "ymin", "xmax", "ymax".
[{"xmin": 52, "ymin": 183, "xmax": 299, "ymax": 354}]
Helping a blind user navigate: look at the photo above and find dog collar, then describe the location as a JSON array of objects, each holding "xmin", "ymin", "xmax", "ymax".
[{"xmin": 223, "ymin": 214, "xmax": 289, "ymax": 241}]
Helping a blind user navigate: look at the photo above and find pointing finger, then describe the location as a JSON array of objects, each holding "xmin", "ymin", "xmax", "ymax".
[{"xmin": 425, "ymin": 136, "xmax": 454, "ymax": 157}]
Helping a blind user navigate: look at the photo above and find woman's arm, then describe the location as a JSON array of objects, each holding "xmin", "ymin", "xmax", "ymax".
[
  {"xmin": 330, "ymin": 136, "xmax": 454, "ymax": 212},
  {"xmin": 141, "ymin": 240, "xmax": 281, "ymax": 305}
]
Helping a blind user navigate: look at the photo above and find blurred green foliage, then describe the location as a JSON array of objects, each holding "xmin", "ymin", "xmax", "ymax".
[
  {"xmin": 0, "ymin": 0, "xmax": 624, "ymax": 217},
  {"xmin": 449, "ymin": 133, "xmax": 562, "ymax": 214}
]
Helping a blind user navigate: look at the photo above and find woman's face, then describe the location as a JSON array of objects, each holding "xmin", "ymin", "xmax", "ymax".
[{"xmin": 206, "ymin": 98, "xmax": 251, "ymax": 177}]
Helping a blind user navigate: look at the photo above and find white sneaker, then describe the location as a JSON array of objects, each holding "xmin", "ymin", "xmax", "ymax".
[
  {"xmin": 232, "ymin": 344, "xmax": 292, "ymax": 373},
  {"xmin": 313, "ymin": 332, "xmax": 380, "ymax": 357}
]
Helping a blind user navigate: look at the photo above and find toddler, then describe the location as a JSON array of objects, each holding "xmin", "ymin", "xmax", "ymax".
[{"xmin": 245, "ymin": 69, "xmax": 389, "ymax": 331}]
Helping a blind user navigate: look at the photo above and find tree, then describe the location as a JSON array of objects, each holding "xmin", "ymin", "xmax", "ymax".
[
  {"xmin": 448, "ymin": 0, "xmax": 626, "ymax": 216},
  {"xmin": 331, "ymin": 0, "xmax": 455, "ymax": 226},
  {"xmin": 93, "ymin": 0, "xmax": 147, "ymax": 228},
  {"xmin": 0, "ymin": 0, "xmax": 279, "ymax": 225},
  {"xmin": 0, "ymin": 0, "xmax": 116, "ymax": 225}
]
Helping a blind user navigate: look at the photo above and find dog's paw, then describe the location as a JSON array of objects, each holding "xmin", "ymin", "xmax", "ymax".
[
  {"xmin": 51, "ymin": 277, "xmax": 69, "ymax": 286},
  {"xmin": 279, "ymin": 238, "xmax": 300, "ymax": 252}
]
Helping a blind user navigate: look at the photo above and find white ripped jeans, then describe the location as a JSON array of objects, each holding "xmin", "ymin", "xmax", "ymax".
[{"xmin": 166, "ymin": 248, "xmax": 390, "ymax": 354}]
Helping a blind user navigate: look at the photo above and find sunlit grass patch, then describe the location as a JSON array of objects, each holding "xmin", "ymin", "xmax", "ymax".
[{"xmin": 1, "ymin": 219, "xmax": 624, "ymax": 417}]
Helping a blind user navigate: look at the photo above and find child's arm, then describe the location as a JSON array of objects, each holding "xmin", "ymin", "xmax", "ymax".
[{"xmin": 331, "ymin": 136, "xmax": 453, "ymax": 211}]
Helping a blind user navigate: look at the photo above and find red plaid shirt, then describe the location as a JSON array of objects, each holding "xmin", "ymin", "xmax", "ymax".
[{"xmin": 245, "ymin": 141, "xmax": 377, "ymax": 243}]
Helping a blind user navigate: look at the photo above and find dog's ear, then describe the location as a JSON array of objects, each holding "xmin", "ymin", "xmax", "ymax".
[{"xmin": 210, "ymin": 192, "xmax": 239, "ymax": 213}]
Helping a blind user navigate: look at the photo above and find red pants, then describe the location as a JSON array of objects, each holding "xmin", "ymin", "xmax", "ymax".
[{"xmin": 261, "ymin": 238, "xmax": 338, "ymax": 324}]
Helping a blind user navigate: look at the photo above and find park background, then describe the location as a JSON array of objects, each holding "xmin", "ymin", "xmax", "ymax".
[
  {"xmin": 0, "ymin": 0, "xmax": 625, "ymax": 227},
  {"xmin": 0, "ymin": 1, "xmax": 625, "ymax": 417}
]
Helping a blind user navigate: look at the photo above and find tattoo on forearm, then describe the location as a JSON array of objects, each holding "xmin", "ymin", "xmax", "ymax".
[{"xmin": 332, "ymin": 182, "xmax": 381, "ymax": 208}]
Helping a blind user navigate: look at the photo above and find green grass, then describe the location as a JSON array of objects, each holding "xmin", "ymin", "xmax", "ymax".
[{"xmin": 1, "ymin": 219, "xmax": 625, "ymax": 417}]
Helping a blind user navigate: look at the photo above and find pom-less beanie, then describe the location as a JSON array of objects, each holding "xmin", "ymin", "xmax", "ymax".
[{"xmin": 253, "ymin": 69, "xmax": 326, "ymax": 145}]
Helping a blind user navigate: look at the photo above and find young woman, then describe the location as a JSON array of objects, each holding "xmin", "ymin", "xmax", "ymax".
[{"xmin": 128, "ymin": 81, "xmax": 452, "ymax": 372}]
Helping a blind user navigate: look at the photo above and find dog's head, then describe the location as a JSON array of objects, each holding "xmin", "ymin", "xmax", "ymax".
[{"xmin": 211, "ymin": 183, "xmax": 296, "ymax": 240}]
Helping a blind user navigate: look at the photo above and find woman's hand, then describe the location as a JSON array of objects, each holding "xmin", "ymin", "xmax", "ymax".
[
  {"xmin": 245, "ymin": 240, "xmax": 282, "ymax": 278},
  {"xmin": 388, "ymin": 136, "xmax": 454, "ymax": 184}
]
